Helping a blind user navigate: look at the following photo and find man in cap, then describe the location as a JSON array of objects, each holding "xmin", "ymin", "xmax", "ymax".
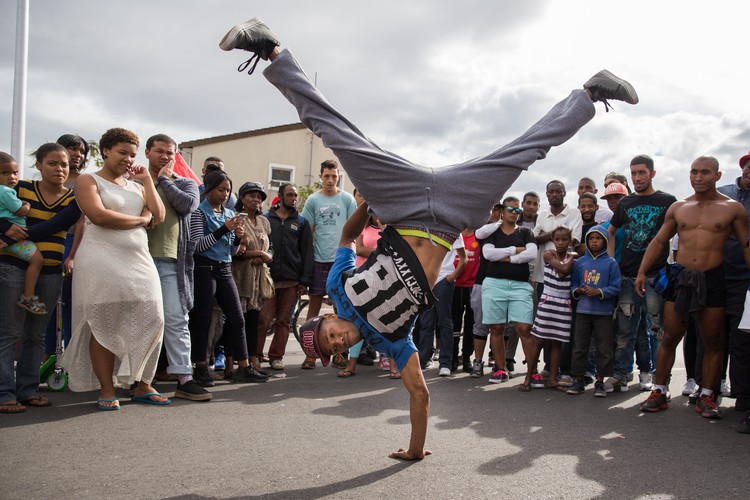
[{"xmin": 219, "ymin": 16, "xmax": 639, "ymax": 459}]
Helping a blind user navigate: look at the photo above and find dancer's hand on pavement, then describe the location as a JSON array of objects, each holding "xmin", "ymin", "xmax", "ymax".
[{"xmin": 388, "ymin": 448, "xmax": 432, "ymax": 461}]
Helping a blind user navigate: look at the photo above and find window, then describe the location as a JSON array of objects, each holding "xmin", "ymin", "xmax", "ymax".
[{"xmin": 268, "ymin": 163, "xmax": 295, "ymax": 188}]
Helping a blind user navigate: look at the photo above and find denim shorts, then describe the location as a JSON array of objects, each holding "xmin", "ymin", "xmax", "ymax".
[{"xmin": 481, "ymin": 278, "xmax": 534, "ymax": 325}]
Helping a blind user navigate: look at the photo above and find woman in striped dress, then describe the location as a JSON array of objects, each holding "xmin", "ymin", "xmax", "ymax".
[{"xmin": 522, "ymin": 227, "xmax": 575, "ymax": 391}]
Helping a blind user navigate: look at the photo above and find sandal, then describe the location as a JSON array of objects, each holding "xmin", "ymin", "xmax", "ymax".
[
  {"xmin": 389, "ymin": 372, "xmax": 402, "ymax": 379},
  {"xmin": 0, "ymin": 401, "xmax": 26, "ymax": 414},
  {"xmin": 20, "ymin": 396, "xmax": 51, "ymax": 407},
  {"xmin": 96, "ymin": 397, "xmax": 120, "ymax": 411},
  {"xmin": 338, "ymin": 369, "xmax": 356, "ymax": 378},
  {"xmin": 518, "ymin": 384, "xmax": 532, "ymax": 392},
  {"xmin": 17, "ymin": 295, "xmax": 48, "ymax": 315},
  {"xmin": 547, "ymin": 384, "xmax": 568, "ymax": 392}
]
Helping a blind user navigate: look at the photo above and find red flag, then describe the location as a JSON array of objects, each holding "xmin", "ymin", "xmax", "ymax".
[{"xmin": 174, "ymin": 152, "xmax": 202, "ymax": 185}]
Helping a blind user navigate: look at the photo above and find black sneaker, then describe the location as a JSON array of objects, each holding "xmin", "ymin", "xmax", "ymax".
[
  {"xmin": 567, "ymin": 381, "xmax": 585, "ymax": 395},
  {"xmin": 233, "ymin": 366, "xmax": 269, "ymax": 383},
  {"xmin": 462, "ymin": 361, "xmax": 473, "ymax": 374},
  {"xmin": 193, "ymin": 365, "xmax": 215, "ymax": 388},
  {"xmin": 594, "ymin": 381, "xmax": 607, "ymax": 398},
  {"xmin": 506, "ymin": 359, "xmax": 515, "ymax": 373},
  {"xmin": 584, "ymin": 70, "xmax": 639, "ymax": 112},
  {"xmin": 357, "ymin": 354, "xmax": 375, "ymax": 366},
  {"xmin": 737, "ymin": 413, "xmax": 750, "ymax": 434},
  {"xmin": 175, "ymin": 380, "xmax": 213, "ymax": 402},
  {"xmin": 219, "ymin": 17, "xmax": 280, "ymax": 75}
]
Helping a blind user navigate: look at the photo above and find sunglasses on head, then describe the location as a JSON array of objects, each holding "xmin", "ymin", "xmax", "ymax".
[{"xmin": 504, "ymin": 206, "xmax": 523, "ymax": 214}]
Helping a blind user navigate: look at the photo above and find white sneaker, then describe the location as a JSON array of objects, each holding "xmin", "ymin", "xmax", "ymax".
[
  {"xmin": 721, "ymin": 379, "xmax": 731, "ymax": 396},
  {"xmin": 639, "ymin": 372, "xmax": 653, "ymax": 391},
  {"xmin": 438, "ymin": 367, "xmax": 451, "ymax": 377},
  {"xmin": 270, "ymin": 359, "xmax": 285, "ymax": 370},
  {"xmin": 682, "ymin": 378, "xmax": 698, "ymax": 396}
]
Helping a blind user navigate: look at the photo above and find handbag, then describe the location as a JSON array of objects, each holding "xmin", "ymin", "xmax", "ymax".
[{"xmin": 259, "ymin": 265, "xmax": 275, "ymax": 300}]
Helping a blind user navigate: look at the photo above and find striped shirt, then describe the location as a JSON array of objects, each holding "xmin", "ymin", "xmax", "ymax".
[
  {"xmin": 0, "ymin": 180, "xmax": 76, "ymax": 272},
  {"xmin": 188, "ymin": 210, "xmax": 239, "ymax": 258}
]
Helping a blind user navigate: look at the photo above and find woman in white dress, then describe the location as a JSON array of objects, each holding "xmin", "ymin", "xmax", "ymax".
[{"xmin": 63, "ymin": 128, "xmax": 167, "ymax": 410}]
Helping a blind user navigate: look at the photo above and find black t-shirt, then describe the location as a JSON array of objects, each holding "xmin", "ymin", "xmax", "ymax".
[
  {"xmin": 483, "ymin": 226, "xmax": 535, "ymax": 282},
  {"xmin": 611, "ymin": 190, "xmax": 677, "ymax": 277}
]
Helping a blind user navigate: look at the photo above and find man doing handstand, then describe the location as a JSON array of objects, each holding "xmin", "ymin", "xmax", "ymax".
[{"xmin": 219, "ymin": 17, "xmax": 639, "ymax": 459}]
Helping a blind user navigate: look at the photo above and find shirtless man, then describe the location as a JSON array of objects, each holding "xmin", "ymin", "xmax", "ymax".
[
  {"xmin": 637, "ymin": 156, "xmax": 750, "ymax": 419},
  {"xmin": 219, "ymin": 17, "xmax": 638, "ymax": 459}
]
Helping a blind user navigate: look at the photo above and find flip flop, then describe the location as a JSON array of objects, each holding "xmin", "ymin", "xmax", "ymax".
[
  {"xmin": 337, "ymin": 369, "xmax": 356, "ymax": 378},
  {"xmin": 0, "ymin": 401, "xmax": 26, "ymax": 414},
  {"xmin": 97, "ymin": 397, "xmax": 120, "ymax": 411},
  {"xmin": 20, "ymin": 396, "xmax": 51, "ymax": 407},
  {"xmin": 547, "ymin": 384, "xmax": 568, "ymax": 392},
  {"xmin": 131, "ymin": 392, "xmax": 171, "ymax": 406},
  {"xmin": 518, "ymin": 384, "xmax": 532, "ymax": 392},
  {"xmin": 389, "ymin": 372, "xmax": 402, "ymax": 379}
]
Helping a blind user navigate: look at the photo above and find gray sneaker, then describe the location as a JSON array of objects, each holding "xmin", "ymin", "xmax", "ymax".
[
  {"xmin": 470, "ymin": 360, "xmax": 484, "ymax": 378},
  {"xmin": 584, "ymin": 70, "xmax": 639, "ymax": 111},
  {"xmin": 604, "ymin": 376, "xmax": 629, "ymax": 393},
  {"xmin": 219, "ymin": 17, "xmax": 281, "ymax": 74}
]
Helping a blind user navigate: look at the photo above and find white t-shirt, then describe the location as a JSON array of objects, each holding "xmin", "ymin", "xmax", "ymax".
[
  {"xmin": 436, "ymin": 237, "xmax": 465, "ymax": 283},
  {"xmin": 531, "ymin": 205, "xmax": 582, "ymax": 283}
]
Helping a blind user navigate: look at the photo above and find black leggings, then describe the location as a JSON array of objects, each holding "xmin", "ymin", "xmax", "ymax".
[{"xmin": 189, "ymin": 258, "xmax": 248, "ymax": 363}]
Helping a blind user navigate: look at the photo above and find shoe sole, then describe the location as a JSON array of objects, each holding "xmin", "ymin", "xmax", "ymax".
[
  {"xmin": 174, "ymin": 390, "xmax": 213, "ymax": 402},
  {"xmin": 641, "ymin": 404, "xmax": 668, "ymax": 412},
  {"xmin": 598, "ymin": 69, "xmax": 639, "ymax": 104},
  {"xmin": 233, "ymin": 377, "xmax": 267, "ymax": 384},
  {"xmin": 487, "ymin": 378, "xmax": 506, "ymax": 384},
  {"xmin": 566, "ymin": 390, "xmax": 584, "ymax": 395},
  {"xmin": 219, "ymin": 18, "xmax": 265, "ymax": 51},
  {"xmin": 695, "ymin": 405, "xmax": 722, "ymax": 419},
  {"xmin": 594, "ymin": 392, "xmax": 607, "ymax": 398}
]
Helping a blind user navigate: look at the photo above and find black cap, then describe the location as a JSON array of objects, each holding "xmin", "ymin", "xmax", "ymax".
[{"xmin": 238, "ymin": 181, "xmax": 267, "ymax": 201}]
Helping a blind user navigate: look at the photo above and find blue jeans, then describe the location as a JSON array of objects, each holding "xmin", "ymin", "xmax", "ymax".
[
  {"xmin": 0, "ymin": 262, "xmax": 63, "ymax": 403},
  {"xmin": 154, "ymin": 258, "xmax": 193, "ymax": 375},
  {"xmin": 614, "ymin": 276, "xmax": 663, "ymax": 380},
  {"xmin": 417, "ymin": 278, "xmax": 455, "ymax": 369}
]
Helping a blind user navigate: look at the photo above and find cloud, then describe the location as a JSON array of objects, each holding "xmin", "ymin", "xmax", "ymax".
[{"xmin": 1, "ymin": 0, "xmax": 748, "ymax": 206}]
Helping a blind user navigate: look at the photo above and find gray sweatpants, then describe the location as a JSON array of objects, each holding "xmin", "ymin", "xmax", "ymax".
[{"xmin": 264, "ymin": 49, "xmax": 596, "ymax": 236}]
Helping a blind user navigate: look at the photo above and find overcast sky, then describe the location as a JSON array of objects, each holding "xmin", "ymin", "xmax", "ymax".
[{"xmin": 1, "ymin": 0, "xmax": 748, "ymax": 205}]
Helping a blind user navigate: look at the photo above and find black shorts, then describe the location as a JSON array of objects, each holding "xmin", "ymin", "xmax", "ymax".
[{"xmin": 664, "ymin": 265, "xmax": 726, "ymax": 308}]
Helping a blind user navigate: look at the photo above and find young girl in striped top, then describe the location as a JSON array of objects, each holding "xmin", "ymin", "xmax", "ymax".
[{"xmin": 522, "ymin": 226, "xmax": 575, "ymax": 391}]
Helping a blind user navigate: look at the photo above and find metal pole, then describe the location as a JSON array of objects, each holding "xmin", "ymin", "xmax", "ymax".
[{"xmin": 11, "ymin": 0, "xmax": 29, "ymax": 178}]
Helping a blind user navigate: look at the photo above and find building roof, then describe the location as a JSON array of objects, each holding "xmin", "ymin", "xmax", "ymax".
[{"xmin": 179, "ymin": 123, "xmax": 307, "ymax": 148}]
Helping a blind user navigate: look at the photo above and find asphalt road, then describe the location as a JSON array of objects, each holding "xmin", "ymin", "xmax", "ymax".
[{"xmin": 2, "ymin": 335, "xmax": 749, "ymax": 499}]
